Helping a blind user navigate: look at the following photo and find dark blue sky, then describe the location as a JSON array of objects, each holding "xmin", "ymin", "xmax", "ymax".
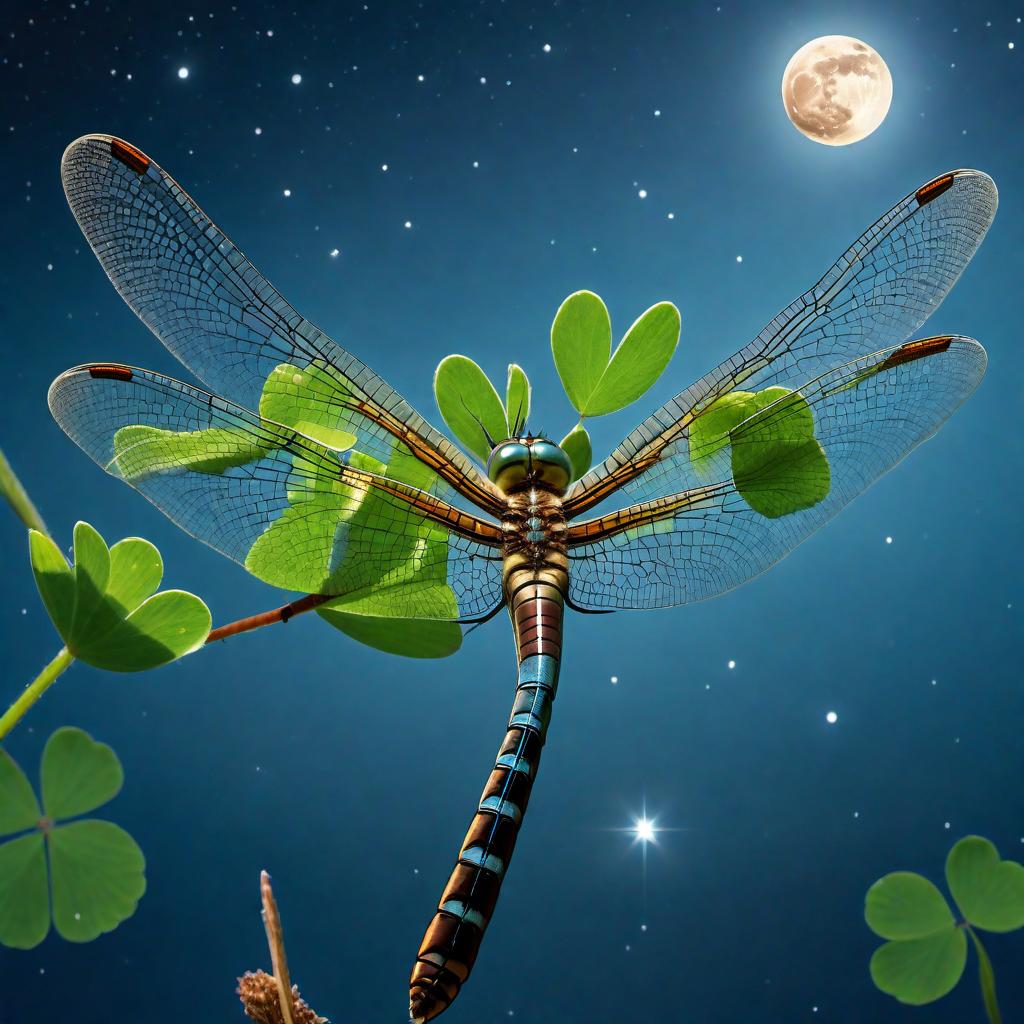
[{"xmin": 1, "ymin": 2, "xmax": 1022, "ymax": 1022}]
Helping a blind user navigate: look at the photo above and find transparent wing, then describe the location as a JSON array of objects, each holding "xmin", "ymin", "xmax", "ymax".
[
  {"xmin": 49, "ymin": 364, "xmax": 505, "ymax": 620},
  {"xmin": 566, "ymin": 336, "xmax": 985, "ymax": 611},
  {"xmin": 60, "ymin": 134, "xmax": 505, "ymax": 517},
  {"xmin": 564, "ymin": 169, "xmax": 997, "ymax": 516}
]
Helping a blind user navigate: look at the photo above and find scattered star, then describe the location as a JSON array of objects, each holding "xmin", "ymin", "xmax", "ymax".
[
  {"xmin": 404, "ymin": 220, "xmax": 412, "ymax": 229},
  {"xmin": 329, "ymin": 248, "xmax": 340, "ymax": 258},
  {"xmin": 735, "ymin": 255, "xmax": 743, "ymax": 263},
  {"xmin": 282, "ymin": 189, "xmax": 291, "ymax": 197},
  {"xmin": 291, "ymin": 73, "xmax": 302, "ymax": 84},
  {"xmin": 177, "ymin": 66, "xmax": 189, "ymax": 79},
  {"xmin": 254, "ymin": 127, "xmax": 263, "ymax": 135},
  {"xmin": 727, "ymin": 659, "xmax": 736, "ymax": 669},
  {"xmin": 638, "ymin": 188, "xmax": 647, "ymax": 198},
  {"xmin": 610, "ymin": 675, "xmax": 619, "ymax": 685},
  {"xmin": 542, "ymin": 43, "xmax": 552, "ymax": 53},
  {"xmin": 826, "ymin": 711, "xmax": 838, "ymax": 724}
]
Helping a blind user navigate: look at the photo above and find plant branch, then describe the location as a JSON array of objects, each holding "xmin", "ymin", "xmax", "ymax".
[
  {"xmin": 0, "ymin": 648, "xmax": 74, "ymax": 741},
  {"xmin": 0, "ymin": 447, "xmax": 49, "ymax": 537},
  {"xmin": 205, "ymin": 594, "xmax": 332, "ymax": 644},
  {"xmin": 966, "ymin": 925, "xmax": 1002, "ymax": 1024}
]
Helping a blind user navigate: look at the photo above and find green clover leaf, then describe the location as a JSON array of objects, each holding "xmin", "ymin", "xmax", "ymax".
[
  {"xmin": 947, "ymin": 836, "xmax": 1024, "ymax": 933},
  {"xmin": 434, "ymin": 355, "xmax": 510, "ymax": 461},
  {"xmin": 866, "ymin": 872, "xmax": 966, "ymax": 1005},
  {"xmin": 29, "ymin": 523, "xmax": 211, "ymax": 672},
  {"xmin": 865, "ymin": 835, "xmax": 1024, "ymax": 1017},
  {"xmin": 317, "ymin": 576, "xmax": 462, "ymax": 659},
  {"xmin": 551, "ymin": 291, "xmax": 680, "ymax": 418},
  {"xmin": 559, "ymin": 424, "xmax": 593, "ymax": 482},
  {"xmin": 505, "ymin": 364, "xmax": 531, "ymax": 434},
  {"xmin": 0, "ymin": 728, "xmax": 145, "ymax": 949},
  {"xmin": 690, "ymin": 387, "xmax": 830, "ymax": 519}
]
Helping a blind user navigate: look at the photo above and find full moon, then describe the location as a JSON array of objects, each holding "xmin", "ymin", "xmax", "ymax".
[{"xmin": 781, "ymin": 35, "xmax": 893, "ymax": 146}]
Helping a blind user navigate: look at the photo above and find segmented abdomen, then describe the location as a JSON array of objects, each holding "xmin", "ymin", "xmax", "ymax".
[{"xmin": 408, "ymin": 558, "xmax": 566, "ymax": 1022}]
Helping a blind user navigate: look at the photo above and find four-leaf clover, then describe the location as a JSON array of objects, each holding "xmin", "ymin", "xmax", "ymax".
[{"xmin": 0, "ymin": 727, "xmax": 146, "ymax": 949}]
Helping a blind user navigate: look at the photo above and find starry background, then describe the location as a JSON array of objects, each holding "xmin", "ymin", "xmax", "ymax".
[{"xmin": 1, "ymin": 1, "xmax": 1022, "ymax": 1022}]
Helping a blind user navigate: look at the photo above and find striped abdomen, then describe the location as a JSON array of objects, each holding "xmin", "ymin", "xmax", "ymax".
[{"xmin": 408, "ymin": 554, "xmax": 567, "ymax": 1023}]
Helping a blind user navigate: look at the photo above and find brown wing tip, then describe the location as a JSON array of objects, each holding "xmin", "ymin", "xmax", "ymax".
[
  {"xmin": 88, "ymin": 364, "xmax": 134, "ymax": 381},
  {"xmin": 883, "ymin": 336, "xmax": 954, "ymax": 369},
  {"xmin": 109, "ymin": 138, "xmax": 150, "ymax": 174},
  {"xmin": 916, "ymin": 173, "xmax": 956, "ymax": 206}
]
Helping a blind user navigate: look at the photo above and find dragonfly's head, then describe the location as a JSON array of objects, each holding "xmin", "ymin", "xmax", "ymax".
[{"xmin": 486, "ymin": 436, "xmax": 572, "ymax": 494}]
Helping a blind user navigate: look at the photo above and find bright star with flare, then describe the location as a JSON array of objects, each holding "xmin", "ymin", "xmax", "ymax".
[{"xmin": 634, "ymin": 817, "xmax": 657, "ymax": 844}]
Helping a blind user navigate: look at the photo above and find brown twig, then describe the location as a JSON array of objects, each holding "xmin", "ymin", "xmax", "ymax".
[
  {"xmin": 261, "ymin": 871, "xmax": 295, "ymax": 1024},
  {"xmin": 238, "ymin": 872, "xmax": 327, "ymax": 1024},
  {"xmin": 206, "ymin": 594, "xmax": 333, "ymax": 644}
]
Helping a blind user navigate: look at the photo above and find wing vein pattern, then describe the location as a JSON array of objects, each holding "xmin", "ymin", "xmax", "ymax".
[
  {"xmin": 60, "ymin": 134, "xmax": 504, "ymax": 517},
  {"xmin": 49, "ymin": 365, "xmax": 504, "ymax": 620},
  {"xmin": 564, "ymin": 169, "xmax": 996, "ymax": 516}
]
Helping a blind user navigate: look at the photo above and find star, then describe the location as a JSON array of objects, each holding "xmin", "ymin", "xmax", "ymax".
[{"xmin": 635, "ymin": 817, "xmax": 656, "ymax": 843}]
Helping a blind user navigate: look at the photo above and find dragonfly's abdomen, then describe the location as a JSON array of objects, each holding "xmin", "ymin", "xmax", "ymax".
[{"xmin": 408, "ymin": 552, "xmax": 567, "ymax": 1023}]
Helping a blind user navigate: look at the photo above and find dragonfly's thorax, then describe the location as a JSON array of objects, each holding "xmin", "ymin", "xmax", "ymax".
[{"xmin": 501, "ymin": 487, "xmax": 567, "ymax": 562}]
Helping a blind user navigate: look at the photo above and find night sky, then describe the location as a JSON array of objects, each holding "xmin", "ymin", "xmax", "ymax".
[{"xmin": 1, "ymin": 2, "xmax": 1023, "ymax": 1022}]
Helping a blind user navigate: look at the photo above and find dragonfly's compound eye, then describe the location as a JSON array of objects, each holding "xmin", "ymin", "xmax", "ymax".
[
  {"xmin": 529, "ymin": 441, "xmax": 572, "ymax": 492},
  {"xmin": 487, "ymin": 442, "xmax": 531, "ymax": 489}
]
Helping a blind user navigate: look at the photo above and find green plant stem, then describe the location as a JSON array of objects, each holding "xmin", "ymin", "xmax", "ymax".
[
  {"xmin": 0, "ymin": 447, "xmax": 49, "ymax": 537},
  {"xmin": 0, "ymin": 648, "xmax": 74, "ymax": 741},
  {"xmin": 966, "ymin": 925, "xmax": 1002, "ymax": 1024}
]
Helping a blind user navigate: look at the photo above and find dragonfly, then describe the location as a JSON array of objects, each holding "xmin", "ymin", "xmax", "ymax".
[{"xmin": 50, "ymin": 135, "xmax": 996, "ymax": 1022}]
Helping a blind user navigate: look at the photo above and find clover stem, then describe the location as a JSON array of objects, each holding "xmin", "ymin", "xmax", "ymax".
[
  {"xmin": 0, "ymin": 647, "xmax": 74, "ymax": 741},
  {"xmin": 205, "ymin": 593, "xmax": 333, "ymax": 644},
  {"xmin": 0, "ymin": 447, "xmax": 49, "ymax": 537},
  {"xmin": 966, "ymin": 925, "xmax": 1002, "ymax": 1024}
]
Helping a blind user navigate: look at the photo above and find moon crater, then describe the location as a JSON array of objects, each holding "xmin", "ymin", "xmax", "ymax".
[{"xmin": 782, "ymin": 36, "xmax": 893, "ymax": 146}]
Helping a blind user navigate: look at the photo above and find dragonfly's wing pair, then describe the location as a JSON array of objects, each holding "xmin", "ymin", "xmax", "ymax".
[
  {"xmin": 51, "ymin": 135, "xmax": 996, "ymax": 621},
  {"xmin": 566, "ymin": 335, "xmax": 985, "ymax": 609},
  {"xmin": 52, "ymin": 136, "xmax": 506, "ymax": 620},
  {"xmin": 564, "ymin": 168, "xmax": 996, "ymax": 609}
]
